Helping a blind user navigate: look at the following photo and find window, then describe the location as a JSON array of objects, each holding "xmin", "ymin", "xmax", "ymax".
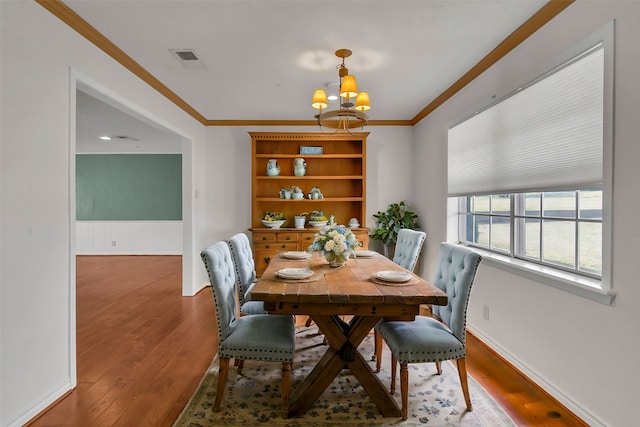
[
  {"xmin": 447, "ymin": 22, "xmax": 615, "ymax": 304},
  {"xmin": 460, "ymin": 190, "xmax": 602, "ymax": 279}
]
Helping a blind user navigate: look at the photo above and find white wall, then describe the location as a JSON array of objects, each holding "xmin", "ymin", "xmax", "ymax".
[
  {"xmin": 413, "ymin": 2, "xmax": 640, "ymax": 426},
  {"xmin": 76, "ymin": 221, "xmax": 182, "ymax": 254},
  {"xmin": 0, "ymin": 2, "xmax": 208, "ymax": 425}
]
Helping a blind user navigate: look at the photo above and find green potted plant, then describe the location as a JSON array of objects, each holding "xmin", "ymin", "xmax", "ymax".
[{"xmin": 370, "ymin": 201, "xmax": 420, "ymax": 258}]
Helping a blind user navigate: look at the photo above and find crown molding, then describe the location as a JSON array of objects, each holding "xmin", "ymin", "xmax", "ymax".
[
  {"xmin": 35, "ymin": 0, "xmax": 208, "ymax": 125},
  {"xmin": 411, "ymin": 0, "xmax": 575, "ymax": 125},
  {"xmin": 37, "ymin": 0, "xmax": 574, "ymax": 128}
]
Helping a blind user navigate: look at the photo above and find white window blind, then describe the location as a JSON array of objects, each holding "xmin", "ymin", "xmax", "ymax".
[{"xmin": 448, "ymin": 44, "xmax": 604, "ymax": 196}]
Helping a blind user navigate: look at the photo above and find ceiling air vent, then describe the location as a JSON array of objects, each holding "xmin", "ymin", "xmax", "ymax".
[{"xmin": 170, "ymin": 49, "xmax": 206, "ymax": 70}]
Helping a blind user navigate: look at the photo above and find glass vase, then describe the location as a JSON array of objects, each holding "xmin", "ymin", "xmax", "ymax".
[{"xmin": 324, "ymin": 252, "xmax": 348, "ymax": 268}]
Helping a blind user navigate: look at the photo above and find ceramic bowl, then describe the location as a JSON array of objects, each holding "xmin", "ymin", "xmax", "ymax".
[
  {"xmin": 262, "ymin": 219, "xmax": 285, "ymax": 229},
  {"xmin": 308, "ymin": 220, "xmax": 328, "ymax": 228}
]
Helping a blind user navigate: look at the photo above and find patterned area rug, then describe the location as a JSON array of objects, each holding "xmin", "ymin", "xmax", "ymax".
[{"xmin": 173, "ymin": 327, "xmax": 514, "ymax": 427}]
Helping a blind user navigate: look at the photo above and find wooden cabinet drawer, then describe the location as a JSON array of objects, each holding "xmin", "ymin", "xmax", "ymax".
[
  {"xmin": 253, "ymin": 232, "xmax": 276, "ymax": 243},
  {"xmin": 254, "ymin": 242, "xmax": 298, "ymax": 252},
  {"xmin": 299, "ymin": 232, "xmax": 317, "ymax": 248},
  {"xmin": 276, "ymin": 232, "xmax": 298, "ymax": 243},
  {"xmin": 354, "ymin": 231, "xmax": 369, "ymax": 249},
  {"xmin": 254, "ymin": 250, "xmax": 274, "ymax": 276}
]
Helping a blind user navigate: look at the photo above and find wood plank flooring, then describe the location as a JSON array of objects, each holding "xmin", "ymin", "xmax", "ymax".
[{"xmin": 27, "ymin": 255, "xmax": 587, "ymax": 426}]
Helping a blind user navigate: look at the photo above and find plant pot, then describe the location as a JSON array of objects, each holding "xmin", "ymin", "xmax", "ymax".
[{"xmin": 384, "ymin": 243, "xmax": 396, "ymax": 260}]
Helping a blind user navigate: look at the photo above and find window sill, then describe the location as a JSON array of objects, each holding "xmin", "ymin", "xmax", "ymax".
[{"xmin": 468, "ymin": 248, "xmax": 616, "ymax": 305}]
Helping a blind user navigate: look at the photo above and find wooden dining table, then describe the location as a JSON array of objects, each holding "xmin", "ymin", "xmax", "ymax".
[{"xmin": 250, "ymin": 250, "xmax": 448, "ymax": 418}]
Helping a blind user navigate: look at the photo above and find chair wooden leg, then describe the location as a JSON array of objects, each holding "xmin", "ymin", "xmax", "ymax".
[
  {"xmin": 400, "ymin": 362, "xmax": 409, "ymax": 420},
  {"xmin": 237, "ymin": 359, "xmax": 244, "ymax": 374},
  {"xmin": 281, "ymin": 361, "xmax": 292, "ymax": 418},
  {"xmin": 214, "ymin": 357, "xmax": 230, "ymax": 412},
  {"xmin": 456, "ymin": 358, "xmax": 473, "ymax": 411},
  {"xmin": 435, "ymin": 360, "xmax": 442, "ymax": 375},
  {"xmin": 390, "ymin": 353, "xmax": 397, "ymax": 395},
  {"xmin": 374, "ymin": 330, "xmax": 383, "ymax": 372}
]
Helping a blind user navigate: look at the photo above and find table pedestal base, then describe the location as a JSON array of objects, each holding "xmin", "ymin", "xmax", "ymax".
[{"xmin": 287, "ymin": 315, "xmax": 401, "ymax": 418}]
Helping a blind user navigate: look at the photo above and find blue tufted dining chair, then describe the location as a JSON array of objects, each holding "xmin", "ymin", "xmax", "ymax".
[
  {"xmin": 227, "ymin": 232, "xmax": 266, "ymax": 316},
  {"xmin": 375, "ymin": 243, "xmax": 482, "ymax": 420},
  {"xmin": 374, "ymin": 228, "xmax": 426, "ymax": 369},
  {"xmin": 200, "ymin": 242, "xmax": 295, "ymax": 416},
  {"xmin": 392, "ymin": 228, "xmax": 426, "ymax": 273}
]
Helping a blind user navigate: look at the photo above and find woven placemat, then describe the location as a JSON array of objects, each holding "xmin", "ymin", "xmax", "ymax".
[
  {"xmin": 272, "ymin": 272, "xmax": 323, "ymax": 283},
  {"xmin": 369, "ymin": 275, "xmax": 418, "ymax": 287}
]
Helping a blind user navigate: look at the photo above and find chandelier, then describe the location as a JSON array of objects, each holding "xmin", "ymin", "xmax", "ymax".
[{"xmin": 311, "ymin": 49, "xmax": 370, "ymax": 132}]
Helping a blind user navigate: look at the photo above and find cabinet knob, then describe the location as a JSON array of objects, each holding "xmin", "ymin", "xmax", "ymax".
[
  {"xmin": 265, "ymin": 244, "xmax": 270, "ymax": 249},
  {"xmin": 281, "ymin": 244, "xmax": 286, "ymax": 248},
  {"xmin": 264, "ymin": 256, "xmax": 271, "ymax": 264},
  {"xmin": 262, "ymin": 236, "xmax": 268, "ymax": 240}
]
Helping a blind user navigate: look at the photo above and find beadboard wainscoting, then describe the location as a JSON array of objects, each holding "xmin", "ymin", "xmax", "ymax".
[{"xmin": 76, "ymin": 221, "xmax": 182, "ymax": 255}]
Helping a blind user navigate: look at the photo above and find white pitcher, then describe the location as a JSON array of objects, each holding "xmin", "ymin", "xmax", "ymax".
[
  {"xmin": 266, "ymin": 159, "xmax": 280, "ymax": 176},
  {"xmin": 293, "ymin": 157, "xmax": 306, "ymax": 176}
]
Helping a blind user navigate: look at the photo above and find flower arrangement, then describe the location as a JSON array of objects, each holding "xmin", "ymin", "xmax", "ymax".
[
  {"xmin": 309, "ymin": 210, "xmax": 328, "ymax": 222},
  {"xmin": 263, "ymin": 211, "xmax": 285, "ymax": 221},
  {"xmin": 308, "ymin": 223, "xmax": 361, "ymax": 267}
]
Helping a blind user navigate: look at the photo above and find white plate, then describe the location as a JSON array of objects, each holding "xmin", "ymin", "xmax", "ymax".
[
  {"xmin": 375, "ymin": 270, "xmax": 412, "ymax": 283},
  {"xmin": 277, "ymin": 268, "xmax": 313, "ymax": 279},
  {"xmin": 283, "ymin": 251, "xmax": 311, "ymax": 260},
  {"xmin": 355, "ymin": 250, "xmax": 377, "ymax": 258}
]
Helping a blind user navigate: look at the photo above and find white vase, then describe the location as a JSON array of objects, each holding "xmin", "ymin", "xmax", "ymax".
[{"xmin": 293, "ymin": 158, "xmax": 306, "ymax": 176}]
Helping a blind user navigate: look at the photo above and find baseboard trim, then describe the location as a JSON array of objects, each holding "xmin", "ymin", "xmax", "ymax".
[
  {"xmin": 467, "ymin": 326, "xmax": 605, "ymax": 427},
  {"xmin": 9, "ymin": 381, "xmax": 73, "ymax": 427},
  {"xmin": 191, "ymin": 282, "xmax": 210, "ymax": 296},
  {"xmin": 76, "ymin": 252, "xmax": 182, "ymax": 255}
]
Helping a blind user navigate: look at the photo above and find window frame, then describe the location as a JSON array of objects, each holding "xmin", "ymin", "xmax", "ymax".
[
  {"xmin": 459, "ymin": 190, "xmax": 603, "ymax": 280},
  {"xmin": 446, "ymin": 22, "xmax": 616, "ymax": 305}
]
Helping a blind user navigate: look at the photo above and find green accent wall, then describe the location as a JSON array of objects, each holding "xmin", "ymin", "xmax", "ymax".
[{"xmin": 76, "ymin": 154, "xmax": 182, "ymax": 220}]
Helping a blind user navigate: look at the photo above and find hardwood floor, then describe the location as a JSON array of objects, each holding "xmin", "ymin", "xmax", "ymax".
[{"xmin": 27, "ymin": 255, "xmax": 587, "ymax": 426}]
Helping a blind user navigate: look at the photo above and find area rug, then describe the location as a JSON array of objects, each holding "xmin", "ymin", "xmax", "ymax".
[{"xmin": 173, "ymin": 327, "xmax": 515, "ymax": 427}]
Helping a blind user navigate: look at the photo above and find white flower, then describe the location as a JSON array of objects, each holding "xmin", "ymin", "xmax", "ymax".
[{"xmin": 308, "ymin": 223, "xmax": 361, "ymax": 258}]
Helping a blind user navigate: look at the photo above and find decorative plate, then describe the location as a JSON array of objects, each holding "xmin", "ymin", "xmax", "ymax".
[
  {"xmin": 282, "ymin": 251, "xmax": 311, "ymax": 260},
  {"xmin": 354, "ymin": 250, "xmax": 377, "ymax": 258},
  {"xmin": 276, "ymin": 268, "xmax": 314, "ymax": 280},
  {"xmin": 375, "ymin": 270, "xmax": 412, "ymax": 283}
]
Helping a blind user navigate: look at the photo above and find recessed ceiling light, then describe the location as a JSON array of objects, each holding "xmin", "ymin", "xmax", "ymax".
[
  {"xmin": 326, "ymin": 82, "xmax": 339, "ymax": 101},
  {"xmin": 99, "ymin": 136, "xmax": 111, "ymax": 140}
]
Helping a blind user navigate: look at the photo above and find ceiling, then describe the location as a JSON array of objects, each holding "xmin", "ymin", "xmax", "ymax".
[
  {"xmin": 76, "ymin": 86, "xmax": 183, "ymax": 153},
  {"xmin": 51, "ymin": 0, "xmax": 571, "ymax": 129}
]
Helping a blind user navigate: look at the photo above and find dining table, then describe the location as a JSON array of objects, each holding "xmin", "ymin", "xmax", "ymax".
[{"xmin": 249, "ymin": 249, "xmax": 448, "ymax": 418}]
